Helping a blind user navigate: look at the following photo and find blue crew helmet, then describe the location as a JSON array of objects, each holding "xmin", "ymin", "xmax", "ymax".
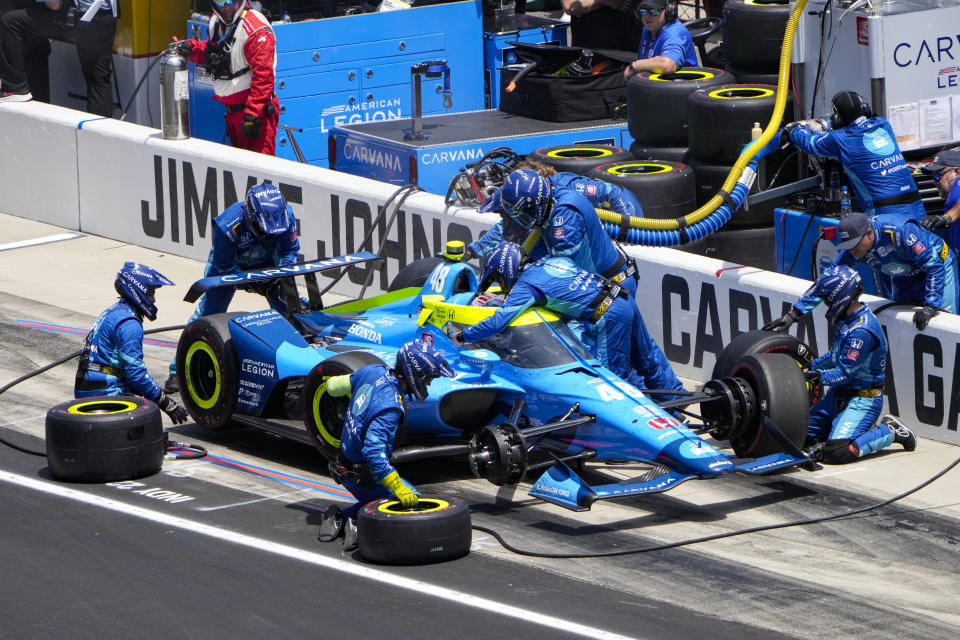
[
  {"xmin": 244, "ymin": 183, "xmax": 291, "ymax": 240},
  {"xmin": 114, "ymin": 262, "xmax": 175, "ymax": 321},
  {"xmin": 498, "ymin": 169, "xmax": 552, "ymax": 230},
  {"xmin": 810, "ymin": 265, "xmax": 863, "ymax": 321},
  {"xmin": 394, "ymin": 340, "xmax": 455, "ymax": 402},
  {"xmin": 478, "ymin": 241, "xmax": 524, "ymax": 294}
]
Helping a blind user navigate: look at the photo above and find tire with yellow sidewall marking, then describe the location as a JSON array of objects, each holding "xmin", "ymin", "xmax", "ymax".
[
  {"xmin": 303, "ymin": 351, "xmax": 387, "ymax": 462},
  {"xmin": 176, "ymin": 313, "xmax": 242, "ymax": 430},
  {"xmin": 588, "ymin": 160, "xmax": 696, "ymax": 219},
  {"xmin": 688, "ymin": 84, "xmax": 790, "ymax": 164},
  {"xmin": 626, "ymin": 67, "xmax": 733, "ymax": 147},
  {"xmin": 357, "ymin": 493, "xmax": 472, "ymax": 564},
  {"xmin": 530, "ymin": 144, "xmax": 632, "ymax": 176},
  {"xmin": 45, "ymin": 395, "xmax": 164, "ymax": 482}
]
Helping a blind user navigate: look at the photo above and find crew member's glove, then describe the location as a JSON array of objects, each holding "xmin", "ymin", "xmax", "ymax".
[
  {"xmin": 174, "ymin": 39, "xmax": 194, "ymax": 58},
  {"xmin": 913, "ymin": 305, "xmax": 938, "ymax": 330},
  {"xmin": 803, "ymin": 369, "xmax": 821, "ymax": 387},
  {"xmin": 158, "ymin": 393, "xmax": 188, "ymax": 424},
  {"xmin": 241, "ymin": 114, "xmax": 262, "ymax": 139},
  {"xmin": 920, "ymin": 214, "xmax": 951, "ymax": 230},
  {"xmin": 783, "ymin": 121, "xmax": 801, "ymax": 139},
  {"xmin": 243, "ymin": 277, "xmax": 279, "ymax": 296},
  {"xmin": 763, "ymin": 308, "xmax": 800, "ymax": 332},
  {"xmin": 449, "ymin": 329, "xmax": 467, "ymax": 346},
  {"xmin": 381, "ymin": 471, "xmax": 419, "ymax": 508}
]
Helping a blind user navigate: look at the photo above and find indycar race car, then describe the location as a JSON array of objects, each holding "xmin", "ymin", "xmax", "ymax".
[{"xmin": 176, "ymin": 252, "xmax": 818, "ymax": 511}]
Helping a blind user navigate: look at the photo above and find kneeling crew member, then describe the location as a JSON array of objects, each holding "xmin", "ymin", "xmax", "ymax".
[
  {"xmin": 768, "ymin": 266, "xmax": 916, "ymax": 463},
  {"xmin": 452, "ymin": 242, "xmax": 684, "ymax": 396},
  {"xmin": 76, "ymin": 263, "xmax": 187, "ymax": 425},
  {"xmin": 318, "ymin": 340, "xmax": 455, "ymax": 547}
]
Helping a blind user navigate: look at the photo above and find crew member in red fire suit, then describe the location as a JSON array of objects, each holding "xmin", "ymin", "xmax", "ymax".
[{"xmin": 175, "ymin": 0, "xmax": 279, "ymax": 155}]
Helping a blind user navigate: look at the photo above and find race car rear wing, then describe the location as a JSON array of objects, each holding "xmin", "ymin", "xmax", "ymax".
[{"xmin": 183, "ymin": 251, "xmax": 383, "ymax": 312}]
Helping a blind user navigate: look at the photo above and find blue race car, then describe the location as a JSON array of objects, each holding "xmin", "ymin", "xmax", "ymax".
[{"xmin": 176, "ymin": 252, "xmax": 817, "ymax": 511}]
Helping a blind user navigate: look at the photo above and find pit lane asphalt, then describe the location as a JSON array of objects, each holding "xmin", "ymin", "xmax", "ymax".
[{"xmin": 2, "ymin": 213, "xmax": 960, "ymax": 640}]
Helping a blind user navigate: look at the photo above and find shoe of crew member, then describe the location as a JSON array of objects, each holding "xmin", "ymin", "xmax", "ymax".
[
  {"xmin": 880, "ymin": 415, "xmax": 917, "ymax": 451},
  {"xmin": 342, "ymin": 517, "xmax": 359, "ymax": 552},
  {"xmin": 0, "ymin": 89, "xmax": 32, "ymax": 102},
  {"xmin": 318, "ymin": 504, "xmax": 345, "ymax": 542},
  {"xmin": 164, "ymin": 373, "xmax": 180, "ymax": 394}
]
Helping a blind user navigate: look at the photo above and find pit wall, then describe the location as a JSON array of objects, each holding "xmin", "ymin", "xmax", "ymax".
[{"xmin": 3, "ymin": 102, "xmax": 959, "ymax": 445}]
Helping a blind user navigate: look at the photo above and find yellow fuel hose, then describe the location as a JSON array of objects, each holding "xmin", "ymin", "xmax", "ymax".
[{"xmin": 595, "ymin": 0, "xmax": 809, "ymax": 231}]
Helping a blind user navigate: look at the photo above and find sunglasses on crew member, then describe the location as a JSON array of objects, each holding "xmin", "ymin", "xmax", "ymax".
[
  {"xmin": 212, "ymin": 0, "xmax": 236, "ymax": 6},
  {"xmin": 637, "ymin": 9, "xmax": 663, "ymax": 15},
  {"xmin": 934, "ymin": 168, "xmax": 958, "ymax": 182}
]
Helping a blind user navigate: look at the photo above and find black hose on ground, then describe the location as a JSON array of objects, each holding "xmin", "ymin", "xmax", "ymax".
[
  {"xmin": 472, "ymin": 454, "xmax": 960, "ymax": 558},
  {"xmin": 0, "ymin": 323, "xmax": 206, "ymax": 460}
]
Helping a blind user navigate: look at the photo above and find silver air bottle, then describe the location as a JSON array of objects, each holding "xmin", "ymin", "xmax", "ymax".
[{"xmin": 159, "ymin": 45, "xmax": 190, "ymax": 140}]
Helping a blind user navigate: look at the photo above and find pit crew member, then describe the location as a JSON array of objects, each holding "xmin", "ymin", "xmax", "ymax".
[
  {"xmin": 918, "ymin": 148, "xmax": 960, "ymax": 254},
  {"xmin": 623, "ymin": 0, "xmax": 697, "ymax": 78},
  {"xmin": 768, "ymin": 266, "xmax": 916, "ymax": 463},
  {"xmin": 318, "ymin": 340, "xmax": 455, "ymax": 547},
  {"xmin": 561, "ymin": 0, "xmax": 641, "ymax": 54},
  {"xmin": 76, "ymin": 263, "xmax": 187, "ymax": 425},
  {"xmin": 173, "ymin": 0, "xmax": 279, "ymax": 155},
  {"xmin": 473, "ymin": 168, "xmax": 638, "ymax": 297},
  {"xmin": 165, "ymin": 182, "xmax": 300, "ymax": 392},
  {"xmin": 780, "ymin": 91, "xmax": 924, "ymax": 221},
  {"xmin": 466, "ymin": 160, "xmax": 644, "ymax": 261},
  {"xmin": 452, "ymin": 242, "xmax": 685, "ymax": 396},
  {"xmin": 766, "ymin": 211, "xmax": 957, "ymax": 331}
]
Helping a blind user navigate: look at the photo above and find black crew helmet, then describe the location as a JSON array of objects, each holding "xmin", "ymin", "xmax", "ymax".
[{"xmin": 831, "ymin": 91, "xmax": 872, "ymax": 128}]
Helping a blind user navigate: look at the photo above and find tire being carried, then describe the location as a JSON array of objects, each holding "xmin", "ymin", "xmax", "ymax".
[
  {"xmin": 357, "ymin": 493, "xmax": 472, "ymax": 564},
  {"xmin": 46, "ymin": 396, "xmax": 164, "ymax": 482},
  {"xmin": 303, "ymin": 350, "xmax": 387, "ymax": 462},
  {"xmin": 589, "ymin": 160, "xmax": 696, "ymax": 219},
  {"xmin": 530, "ymin": 144, "xmax": 633, "ymax": 175},
  {"xmin": 177, "ymin": 313, "xmax": 243, "ymax": 430}
]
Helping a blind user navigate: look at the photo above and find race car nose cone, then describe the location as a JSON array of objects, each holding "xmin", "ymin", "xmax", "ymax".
[{"xmin": 658, "ymin": 438, "xmax": 734, "ymax": 477}]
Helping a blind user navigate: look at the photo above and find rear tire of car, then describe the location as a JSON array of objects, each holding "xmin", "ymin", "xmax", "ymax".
[
  {"xmin": 45, "ymin": 396, "xmax": 165, "ymax": 482},
  {"xmin": 177, "ymin": 313, "xmax": 242, "ymax": 430},
  {"xmin": 388, "ymin": 257, "xmax": 444, "ymax": 292},
  {"xmin": 728, "ymin": 352, "xmax": 809, "ymax": 458},
  {"xmin": 357, "ymin": 493, "xmax": 472, "ymax": 564},
  {"xmin": 303, "ymin": 351, "xmax": 387, "ymax": 462},
  {"xmin": 530, "ymin": 144, "xmax": 633, "ymax": 175}
]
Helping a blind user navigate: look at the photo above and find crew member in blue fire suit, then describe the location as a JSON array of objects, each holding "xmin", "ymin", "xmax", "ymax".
[
  {"xmin": 318, "ymin": 340, "xmax": 455, "ymax": 548},
  {"xmin": 782, "ymin": 91, "xmax": 924, "ymax": 221},
  {"xmin": 767, "ymin": 266, "xmax": 916, "ymax": 463},
  {"xmin": 918, "ymin": 147, "xmax": 960, "ymax": 255},
  {"xmin": 466, "ymin": 160, "xmax": 644, "ymax": 261},
  {"xmin": 451, "ymin": 242, "xmax": 685, "ymax": 395},
  {"xmin": 165, "ymin": 182, "xmax": 301, "ymax": 393},
  {"xmin": 767, "ymin": 211, "xmax": 958, "ymax": 331},
  {"xmin": 76, "ymin": 263, "xmax": 188, "ymax": 425},
  {"xmin": 468, "ymin": 168, "xmax": 638, "ymax": 297}
]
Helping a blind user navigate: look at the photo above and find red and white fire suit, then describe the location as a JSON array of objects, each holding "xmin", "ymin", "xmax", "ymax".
[{"xmin": 185, "ymin": 5, "xmax": 280, "ymax": 155}]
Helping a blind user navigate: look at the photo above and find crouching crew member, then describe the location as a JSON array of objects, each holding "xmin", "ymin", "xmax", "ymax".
[
  {"xmin": 919, "ymin": 148, "xmax": 960, "ymax": 256},
  {"xmin": 76, "ymin": 263, "xmax": 187, "ymax": 425},
  {"xmin": 174, "ymin": 0, "xmax": 279, "ymax": 155},
  {"xmin": 766, "ymin": 266, "xmax": 916, "ymax": 463},
  {"xmin": 318, "ymin": 341, "xmax": 455, "ymax": 548},
  {"xmin": 452, "ymin": 242, "xmax": 685, "ymax": 396}
]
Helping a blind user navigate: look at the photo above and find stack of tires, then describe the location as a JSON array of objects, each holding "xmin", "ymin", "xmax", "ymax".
[
  {"xmin": 681, "ymin": 83, "xmax": 794, "ymax": 270},
  {"xmin": 530, "ymin": 144, "xmax": 633, "ymax": 174},
  {"xmin": 722, "ymin": 0, "xmax": 791, "ymax": 85}
]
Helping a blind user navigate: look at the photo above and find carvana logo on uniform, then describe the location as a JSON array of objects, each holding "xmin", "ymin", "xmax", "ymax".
[{"xmin": 863, "ymin": 129, "xmax": 895, "ymax": 156}]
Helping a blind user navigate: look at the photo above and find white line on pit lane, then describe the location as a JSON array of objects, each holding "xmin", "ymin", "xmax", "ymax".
[
  {"xmin": 1, "ymin": 470, "xmax": 645, "ymax": 640},
  {"xmin": 0, "ymin": 233, "xmax": 80, "ymax": 252},
  {"xmin": 0, "ymin": 414, "xmax": 46, "ymax": 428}
]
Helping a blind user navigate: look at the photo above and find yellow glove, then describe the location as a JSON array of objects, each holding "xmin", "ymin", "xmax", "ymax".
[
  {"xmin": 381, "ymin": 471, "xmax": 418, "ymax": 508},
  {"xmin": 325, "ymin": 374, "xmax": 351, "ymax": 398}
]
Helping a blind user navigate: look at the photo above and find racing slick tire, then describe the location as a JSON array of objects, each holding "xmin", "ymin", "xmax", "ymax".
[
  {"xmin": 177, "ymin": 313, "xmax": 243, "ymax": 430},
  {"xmin": 722, "ymin": 0, "xmax": 791, "ymax": 72},
  {"xmin": 46, "ymin": 396, "xmax": 164, "ymax": 482},
  {"xmin": 589, "ymin": 161, "xmax": 696, "ymax": 219},
  {"xmin": 303, "ymin": 351, "xmax": 387, "ymax": 462},
  {"xmin": 357, "ymin": 493, "xmax": 472, "ymax": 564},
  {"xmin": 626, "ymin": 67, "xmax": 733, "ymax": 147},
  {"xmin": 688, "ymin": 84, "xmax": 789, "ymax": 165},
  {"xmin": 388, "ymin": 257, "xmax": 444, "ymax": 291},
  {"xmin": 723, "ymin": 64, "xmax": 780, "ymax": 86},
  {"xmin": 714, "ymin": 329, "xmax": 821, "ymax": 406},
  {"xmin": 529, "ymin": 145, "xmax": 633, "ymax": 175},
  {"xmin": 727, "ymin": 353, "xmax": 809, "ymax": 458},
  {"xmin": 629, "ymin": 141, "xmax": 690, "ymax": 163}
]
